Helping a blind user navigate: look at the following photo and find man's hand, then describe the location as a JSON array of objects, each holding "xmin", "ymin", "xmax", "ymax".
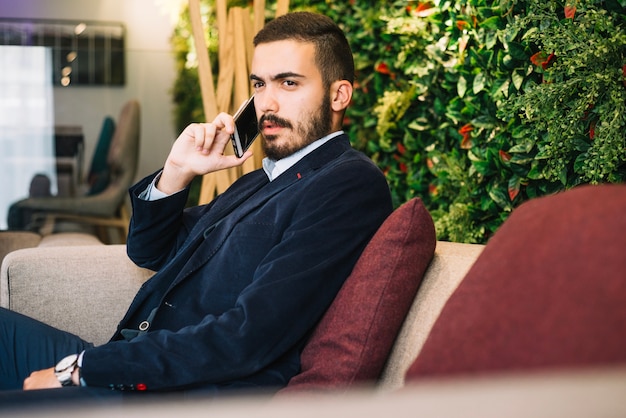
[
  {"xmin": 23, "ymin": 368, "xmax": 61, "ymax": 390},
  {"xmin": 157, "ymin": 113, "xmax": 254, "ymax": 195}
]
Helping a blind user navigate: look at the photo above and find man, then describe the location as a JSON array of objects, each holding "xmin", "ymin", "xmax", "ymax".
[{"xmin": 1, "ymin": 12, "xmax": 392, "ymax": 396}]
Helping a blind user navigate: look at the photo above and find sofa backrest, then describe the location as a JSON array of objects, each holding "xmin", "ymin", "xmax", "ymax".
[{"xmin": 1, "ymin": 244, "xmax": 154, "ymax": 345}]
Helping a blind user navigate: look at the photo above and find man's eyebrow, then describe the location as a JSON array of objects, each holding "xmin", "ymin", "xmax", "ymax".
[{"xmin": 250, "ymin": 72, "xmax": 305, "ymax": 82}]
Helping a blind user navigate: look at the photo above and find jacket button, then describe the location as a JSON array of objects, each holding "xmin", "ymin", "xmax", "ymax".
[{"xmin": 139, "ymin": 321, "xmax": 150, "ymax": 331}]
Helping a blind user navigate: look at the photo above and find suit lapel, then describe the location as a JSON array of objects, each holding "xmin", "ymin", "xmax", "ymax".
[
  {"xmin": 170, "ymin": 166, "xmax": 306, "ymax": 288},
  {"xmin": 186, "ymin": 170, "xmax": 269, "ymax": 239}
]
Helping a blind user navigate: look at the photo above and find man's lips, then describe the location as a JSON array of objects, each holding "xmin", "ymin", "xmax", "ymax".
[
  {"xmin": 260, "ymin": 114, "xmax": 292, "ymax": 136},
  {"xmin": 262, "ymin": 121, "xmax": 284, "ymax": 135}
]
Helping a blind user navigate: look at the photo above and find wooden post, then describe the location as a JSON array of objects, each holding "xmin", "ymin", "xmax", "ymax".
[
  {"xmin": 188, "ymin": 0, "xmax": 217, "ymax": 120},
  {"xmin": 193, "ymin": 0, "xmax": 291, "ymax": 203}
]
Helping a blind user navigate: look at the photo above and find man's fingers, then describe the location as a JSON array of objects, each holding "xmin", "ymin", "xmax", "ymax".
[
  {"xmin": 192, "ymin": 114, "xmax": 236, "ymax": 155},
  {"xmin": 192, "ymin": 123, "xmax": 214, "ymax": 153},
  {"xmin": 215, "ymin": 150, "xmax": 254, "ymax": 170}
]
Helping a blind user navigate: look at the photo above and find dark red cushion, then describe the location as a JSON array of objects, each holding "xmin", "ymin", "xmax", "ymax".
[
  {"xmin": 280, "ymin": 198, "xmax": 436, "ymax": 392},
  {"xmin": 406, "ymin": 184, "xmax": 626, "ymax": 380}
]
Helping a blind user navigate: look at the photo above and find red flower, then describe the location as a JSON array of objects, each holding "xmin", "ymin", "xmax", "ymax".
[
  {"xmin": 508, "ymin": 185, "xmax": 520, "ymax": 201},
  {"xmin": 399, "ymin": 163, "xmax": 408, "ymax": 173},
  {"xmin": 530, "ymin": 52, "xmax": 556, "ymax": 70},
  {"xmin": 565, "ymin": 5, "xmax": 576, "ymax": 19},
  {"xmin": 397, "ymin": 142, "xmax": 406, "ymax": 155},
  {"xmin": 375, "ymin": 62, "xmax": 391, "ymax": 75},
  {"xmin": 408, "ymin": 2, "xmax": 437, "ymax": 17},
  {"xmin": 460, "ymin": 136, "xmax": 472, "ymax": 149},
  {"xmin": 456, "ymin": 20, "xmax": 468, "ymax": 30},
  {"xmin": 458, "ymin": 124, "xmax": 473, "ymax": 149},
  {"xmin": 530, "ymin": 52, "xmax": 543, "ymax": 66},
  {"xmin": 428, "ymin": 184, "xmax": 438, "ymax": 196},
  {"xmin": 622, "ymin": 64, "xmax": 626, "ymax": 87},
  {"xmin": 589, "ymin": 120, "xmax": 596, "ymax": 140},
  {"xmin": 458, "ymin": 123, "xmax": 473, "ymax": 135},
  {"xmin": 426, "ymin": 158, "xmax": 434, "ymax": 169},
  {"xmin": 564, "ymin": 0, "xmax": 577, "ymax": 19},
  {"xmin": 499, "ymin": 150, "xmax": 512, "ymax": 162}
]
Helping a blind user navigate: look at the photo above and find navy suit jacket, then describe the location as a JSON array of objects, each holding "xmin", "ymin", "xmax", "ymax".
[{"xmin": 80, "ymin": 135, "xmax": 392, "ymax": 392}]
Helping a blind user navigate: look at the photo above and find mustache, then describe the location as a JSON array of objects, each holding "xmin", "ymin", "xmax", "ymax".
[{"xmin": 259, "ymin": 114, "xmax": 293, "ymax": 130}]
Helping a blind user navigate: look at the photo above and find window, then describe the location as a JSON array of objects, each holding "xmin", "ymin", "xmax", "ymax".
[{"xmin": 0, "ymin": 18, "xmax": 125, "ymax": 86}]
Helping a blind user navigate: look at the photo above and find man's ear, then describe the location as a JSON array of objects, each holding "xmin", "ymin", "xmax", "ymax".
[{"xmin": 330, "ymin": 80, "xmax": 353, "ymax": 112}]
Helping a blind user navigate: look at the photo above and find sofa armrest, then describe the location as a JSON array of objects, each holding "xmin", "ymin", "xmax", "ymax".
[
  {"xmin": 379, "ymin": 241, "xmax": 485, "ymax": 390},
  {"xmin": 1, "ymin": 245, "xmax": 154, "ymax": 346},
  {"xmin": 0, "ymin": 231, "xmax": 42, "ymax": 265}
]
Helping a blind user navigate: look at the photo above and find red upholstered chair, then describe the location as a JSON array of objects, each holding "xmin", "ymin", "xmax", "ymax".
[{"xmin": 405, "ymin": 184, "xmax": 626, "ymax": 380}]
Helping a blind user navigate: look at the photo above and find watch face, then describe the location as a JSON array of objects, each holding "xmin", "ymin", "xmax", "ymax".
[{"xmin": 55, "ymin": 354, "xmax": 78, "ymax": 372}]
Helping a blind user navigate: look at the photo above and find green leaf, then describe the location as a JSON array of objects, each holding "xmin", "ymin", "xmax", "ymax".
[
  {"xmin": 574, "ymin": 152, "xmax": 587, "ymax": 173},
  {"xmin": 457, "ymin": 75, "xmax": 467, "ymax": 98},
  {"xmin": 488, "ymin": 184, "xmax": 511, "ymax": 209},
  {"xmin": 473, "ymin": 72, "xmax": 486, "ymax": 94},
  {"xmin": 485, "ymin": 31, "xmax": 498, "ymax": 50},
  {"xmin": 558, "ymin": 168, "xmax": 567, "ymax": 186},
  {"xmin": 527, "ymin": 163, "xmax": 544, "ymax": 180},
  {"xmin": 408, "ymin": 118, "xmax": 430, "ymax": 131},
  {"xmin": 511, "ymin": 70, "xmax": 525, "ymax": 91},
  {"xmin": 502, "ymin": 54, "xmax": 516, "ymax": 70},
  {"xmin": 480, "ymin": 16, "xmax": 501, "ymax": 30},
  {"xmin": 507, "ymin": 42, "xmax": 528, "ymax": 61},
  {"xmin": 510, "ymin": 154, "xmax": 534, "ymax": 165},
  {"xmin": 522, "ymin": 26, "xmax": 538, "ymax": 40},
  {"xmin": 510, "ymin": 162, "xmax": 530, "ymax": 177},
  {"xmin": 509, "ymin": 142, "xmax": 534, "ymax": 153},
  {"xmin": 573, "ymin": 137, "xmax": 590, "ymax": 152},
  {"xmin": 473, "ymin": 160, "xmax": 492, "ymax": 175},
  {"xmin": 472, "ymin": 115, "xmax": 497, "ymax": 129}
]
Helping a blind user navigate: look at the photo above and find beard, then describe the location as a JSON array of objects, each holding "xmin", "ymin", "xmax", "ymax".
[{"xmin": 261, "ymin": 92, "xmax": 332, "ymax": 161}]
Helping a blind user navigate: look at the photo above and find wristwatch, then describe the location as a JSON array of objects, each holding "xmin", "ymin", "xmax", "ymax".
[{"xmin": 54, "ymin": 354, "xmax": 79, "ymax": 386}]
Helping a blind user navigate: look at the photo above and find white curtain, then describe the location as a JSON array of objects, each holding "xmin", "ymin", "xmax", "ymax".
[{"xmin": 0, "ymin": 45, "xmax": 57, "ymax": 229}]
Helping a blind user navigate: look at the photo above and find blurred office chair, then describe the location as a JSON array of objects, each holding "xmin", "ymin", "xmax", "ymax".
[
  {"xmin": 11, "ymin": 100, "xmax": 140, "ymax": 243},
  {"xmin": 82, "ymin": 115, "xmax": 116, "ymax": 196}
]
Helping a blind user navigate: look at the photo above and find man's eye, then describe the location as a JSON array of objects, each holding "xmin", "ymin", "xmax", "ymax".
[
  {"xmin": 283, "ymin": 80, "xmax": 297, "ymax": 87},
  {"xmin": 252, "ymin": 81, "xmax": 264, "ymax": 89}
]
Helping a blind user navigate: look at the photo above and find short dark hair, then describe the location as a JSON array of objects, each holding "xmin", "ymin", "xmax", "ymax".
[{"xmin": 253, "ymin": 12, "xmax": 355, "ymax": 88}]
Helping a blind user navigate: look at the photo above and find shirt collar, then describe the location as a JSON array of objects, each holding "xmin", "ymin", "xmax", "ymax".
[{"xmin": 262, "ymin": 131, "xmax": 343, "ymax": 181}]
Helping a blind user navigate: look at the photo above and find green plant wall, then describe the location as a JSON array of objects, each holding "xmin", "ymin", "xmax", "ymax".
[{"xmin": 172, "ymin": 0, "xmax": 626, "ymax": 242}]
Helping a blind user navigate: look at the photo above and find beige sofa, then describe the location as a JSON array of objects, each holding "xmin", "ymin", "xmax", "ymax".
[
  {"xmin": 1, "ymin": 235, "xmax": 624, "ymax": 416},
  {"xmin": 0, "ymin": 232, "xmax": 480, "ymax": 384},
  {"xmin": 1, "ymin": 182, "xmax": 625, "ymax": 416},
  {"xmin": 0, "ymin": 232, "xmax": 154, "ymax": 345}
]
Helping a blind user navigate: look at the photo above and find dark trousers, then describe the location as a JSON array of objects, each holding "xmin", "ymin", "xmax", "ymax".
[
  {"xmin": 0, "ymin": 307, "xmax": 131, "ymax": 410},
  {"xmin": 0, "ymin": 307, "xmax": 94, "ymax": 390},
  {"xmin": 0, "ymin": 308, "xmax": 254, "ymax": 411}
]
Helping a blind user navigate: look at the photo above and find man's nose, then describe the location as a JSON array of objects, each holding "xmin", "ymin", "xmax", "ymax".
[{"xmin": 256, "ymin": 90, "xmax": 278, "ymax": 114}]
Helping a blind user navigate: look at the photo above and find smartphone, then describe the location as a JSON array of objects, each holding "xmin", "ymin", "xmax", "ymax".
[{"xmin": 231, "ymin": 96, "xmax": 259, "ymax": 158}]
